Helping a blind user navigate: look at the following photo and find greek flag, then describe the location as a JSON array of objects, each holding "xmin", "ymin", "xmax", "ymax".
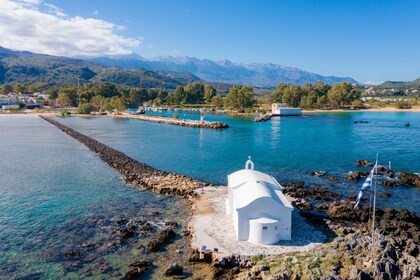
[{"xmin": 354, "ymin": 163, "xmax": 377, "ymax": 209}]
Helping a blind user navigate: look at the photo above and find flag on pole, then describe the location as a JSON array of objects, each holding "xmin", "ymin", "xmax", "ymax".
[{"xmin": 354, "ymin": 163, "xmax": 377, "ymax": 209}]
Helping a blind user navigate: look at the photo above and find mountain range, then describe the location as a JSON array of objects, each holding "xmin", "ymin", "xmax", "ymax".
[
  {"xmin": 0, "ymin": 45, "xmax": 359, "ymax": 89},
  {"xmin": 86, "ymin": 55, "xmax": 358, "ymax": 87},
  {"xmin": 0, "ymin": 46, "xmax": 199, "ymax": 89}
]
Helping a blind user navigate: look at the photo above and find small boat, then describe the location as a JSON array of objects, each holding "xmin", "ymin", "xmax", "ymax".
[{"xmin": 404, "ymin": 123, "xmax": 411, "ymax": 127}]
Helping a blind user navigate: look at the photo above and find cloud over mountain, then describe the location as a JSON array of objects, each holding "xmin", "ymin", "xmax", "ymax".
[{"xmin": 0, "ymin": 0, "xmax": 140, "ymax": 57}]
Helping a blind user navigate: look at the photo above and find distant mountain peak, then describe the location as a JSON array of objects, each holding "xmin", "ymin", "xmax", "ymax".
[{"xmin": 85, "ymin": 53, "xmax": 359, "ymax": 87}]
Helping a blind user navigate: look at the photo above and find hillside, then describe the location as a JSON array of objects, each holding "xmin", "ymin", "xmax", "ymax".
[
  {"xmin": 379, "ymin": 78, "xmax": 420, "ymax": 88},
  {"xmin": 0, "ymin": 46, "xmax": 199, "ymax": 89},
  {"xmin": 87, "ymin": 55, "xmax": 359, "ymax": 87}
]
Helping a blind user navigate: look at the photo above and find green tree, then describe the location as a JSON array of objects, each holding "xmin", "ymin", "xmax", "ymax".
[
  {"xmin": 57, "ymin": 87, "xmax": 78, "ymax": 106},
  {"xmin": 13, "ymin": 83, "xmax": 26, "ymax": 93},
  {"xmin": 224, "ymin": 85, "xmax": 255, "ymax": 111},
  {"xmin": 281, "ymin": 85, "xmax": 303, "ymax": 107},
  {"xmin": 110, "ymin": 96, "xmax": 127, "ymax": 112},
  {"xmin": 92, "ymin": 82, "xmax": 119, "ymax": 98},
  {"xmin": 327, "ymin": 82, "xmax": 361, "ymax": 108},
  {"xmin": 184, "ymin": 82, "xmax": 204, "ymax": 104},
  {"xmin": 211, "ymin": 95, "xmax": 224, "ymax": 109},
  {"xmin": 77, "ymin": 103, "xmax": 96, "ymax": 114},
  {"xmin": 269, "ymin": 83, "xmax": 288, "ymax": 104},
  {"xmin": 204, "ymin": 84, "xmax": 216, "ymax": 104},
  {"xmin": 173, "ymin": 86, "xmax": 186, "ymax": 104},
  {"xmin": 1, "ymin": 84, "xmax": 13, "ymax": 94}
]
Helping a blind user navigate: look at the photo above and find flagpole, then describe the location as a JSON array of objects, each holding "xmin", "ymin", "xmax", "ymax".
[{"xmin": 370, "ymin": 154, "xmax": 378, "ymax": 262}]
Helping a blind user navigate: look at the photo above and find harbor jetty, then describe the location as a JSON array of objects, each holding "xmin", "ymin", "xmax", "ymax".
[
  {"xmin": 40, "ymin": 116, "xmax": 210, "ymax": 197},
  {"xmin": 113, "ymin": 114, "xmax": 229, "ymax": 129}
]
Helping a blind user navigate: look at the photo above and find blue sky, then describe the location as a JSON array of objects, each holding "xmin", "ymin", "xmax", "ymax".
[{"xmin": 0, "ymin": 0, "xmax": 419, "ymax": 82}]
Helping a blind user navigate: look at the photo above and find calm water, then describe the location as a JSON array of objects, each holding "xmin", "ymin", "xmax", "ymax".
[
  {"xmin": 0, "ymin": 112, "xmax": 419, "ymax": 278},
  {"xmin": 0, "ymin": 116, "xmax": 189, "ymax": 279},
  {"xmin": 59, "ymin": 111, "xmax": 419, "ymax": 213}
]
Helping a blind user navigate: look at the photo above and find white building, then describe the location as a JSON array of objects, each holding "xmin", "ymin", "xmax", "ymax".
[
  {"xmin": 271, "ymin": 103, "xmax": 302, "ymax": 116},
  {"xmin": 226, "ymin": 157, "xmax": 293, "ymax": 245}
]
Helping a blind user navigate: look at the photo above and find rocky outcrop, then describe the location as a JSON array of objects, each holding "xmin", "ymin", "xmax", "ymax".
[
  {"xmin": 146, "ymin": 227, "xmax": 176, "ymax": 252},
  {"xmin": 381, "ymin": 181, "xmax": 398, "ymax": 188},
  {"xmin": 344, "ymin": 171, "xmax": 369, "ymax": 181},
  {"xmin": 253, "ymin": 114, "xmax": 271, "ymax": 122},
  {"xmin": 355, "ymin": 160, "xmax": 373, "ymax": 167},
  {"xmin": 40, "ymin": 116, "xmax": 211, "ymax": 198},
  {"xmin": 124, "ymin": 261, "xmax": 153, "ymax": 279},
  {"xmin": 399, "ymin": 172, "xmax": 420, "ymax": 188},
  {"xmin": 282, "ymin": 182, "xmax": 342, "ymax": 201},
  {"xmin": 164, "ymin": 263, "xmax": 183, "ymax": 276}
]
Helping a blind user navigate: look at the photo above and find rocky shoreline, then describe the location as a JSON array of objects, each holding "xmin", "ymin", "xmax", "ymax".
[{"xmin": 114, "ymin": 113, "xmax": 229, "ymax": 129}]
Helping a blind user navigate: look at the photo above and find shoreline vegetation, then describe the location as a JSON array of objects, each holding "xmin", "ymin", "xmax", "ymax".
[
  {"xmin": 38, "ymin": 116, "xmax": 420, "ymax": 279},
  {"xmin": 1, "ymin": 105, "xmax": 420, "ymax": 118}
]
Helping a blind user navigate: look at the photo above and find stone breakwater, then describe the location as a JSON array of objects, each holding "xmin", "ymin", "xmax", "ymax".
[
  {"xmin": 40, "ymin": 116, "xmax": 211, "ymax": 198},
  {"xmin": 114, "ymin": 114, "xmax": 229, "ymax": 129}
]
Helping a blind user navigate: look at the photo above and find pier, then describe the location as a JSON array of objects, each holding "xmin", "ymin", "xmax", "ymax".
[
  {"xmin": 113, "ymin": 114, "xmax": 229, "ymax": 129},
  {"xmin": 40, "ymin": 116, "xmax": 211, "ymax": 198}
]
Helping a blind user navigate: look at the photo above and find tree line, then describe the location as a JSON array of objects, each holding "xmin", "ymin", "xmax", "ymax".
[
  {"xmin": 269, "ymin": 81, "xmax": 361, "ymax": 109},
  {"xmin": 1, "ymin": 80, "xmax": 361, "ymax": 113}
]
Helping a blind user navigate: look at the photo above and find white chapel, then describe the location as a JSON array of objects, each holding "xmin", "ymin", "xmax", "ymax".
[{"xmin": 226, "ymin": 157, "xmax": 293, "ymax": 245}]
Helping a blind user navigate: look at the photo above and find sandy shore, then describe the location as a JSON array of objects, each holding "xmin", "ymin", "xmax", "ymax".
[
  {"xmin": 190, "ymin": 187, "xmax": 325, "ymax": 259},
  {"xmin": 303, "ymin": 106, "xmax": 420, "ymax": 113}
]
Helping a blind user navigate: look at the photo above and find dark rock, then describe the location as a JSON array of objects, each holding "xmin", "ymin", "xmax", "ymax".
[
  {"xmin": 146, "ymin": 227, "xmax": 176, "ymax": 252},
  {"xmin": 293, "ymin": 198, "xmax": 312, "ymax": 210},
  {"xmin": 381, "ymin": 181, "xmax": 398, "ymax": 188},
  {"xmin": 189, "ymin": 249, "xmax": 201, "ymax": 262},
  {"xmin": 124, "ymin": 260, "xmax": 152, "ymax": 279},
  {"xmin": 282, "ymin": 182, "xmax": 341, "ymax": 201},
  {"xmin": 328, "ymin": 177, "xmax": 340, "ymax": 183},
  {"xmin": 345, "ymin": 171, "xmax": 369, "ymax": 181},
  {"xmin": 65, "ymin": 251, "xmax": 80, "ymax": 258},
  {"xmin": 386, "ymin": 170, "xmax": 395, "ymax": 178},
  {"xmin": 378, "ymin": 192, "xmax": 391, "ymax": 198},
  {"xmin": 215, "ymin": 255, "xmax": 239, "ymax": 269},
  {"xmin": 377, "ymin": 165, "xmax": 386, "ymax": 172},
  {"xmin": 119, "ymin": 224, "xmax": 136, "ymax": 243},
  {"xmin": 327, "ymin": 201, "xmax": 358, "ymax": 222},
  {"xmin": 399, "ymin": 172, "xmax": 420, "ymax": 187},
  {"xmin": 164, "ymin": 263, "xmax": 183, "ymax": 276},
  {"xmin": 349, "ymin": 268, "xmax": 372, "ymax": 280},
  {"xmin": 165, "ymin": 221, "xmax": 178, "ymax": 228},
  {"xmin": 355, "ymin": 160, "xmax": 373, "ymax": 167}
]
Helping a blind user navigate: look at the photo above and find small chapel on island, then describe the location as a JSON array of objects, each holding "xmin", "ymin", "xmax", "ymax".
[{"xmin": 226, "ymin": 157, "xmax": 293, "ymax": 245}]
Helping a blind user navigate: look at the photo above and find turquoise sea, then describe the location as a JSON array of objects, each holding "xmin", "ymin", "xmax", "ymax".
[
  {"xmin": 0, "ymin": 116, "xmax": 190, "ymax": 279},
  {"xmin": 0, "ymin": 111, "xmax": 419, "ymax": 278},
  {"xmin": 59, "ymin": 110, "xmax": 420, "ymax": 213}
]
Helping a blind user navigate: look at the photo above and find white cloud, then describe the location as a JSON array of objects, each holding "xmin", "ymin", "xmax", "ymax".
[{"xmin": 0, "ymin": 0, "xmax": 140, "ymax": 57}]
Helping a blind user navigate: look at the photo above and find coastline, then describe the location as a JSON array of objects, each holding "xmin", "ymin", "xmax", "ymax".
[
  {"xmin": 1, "ymin": 106, "xmax": 420, "ymax": 118},
  {"xmin": 303, "ymin": 106, "xmax": 420, "ymax": 113}
]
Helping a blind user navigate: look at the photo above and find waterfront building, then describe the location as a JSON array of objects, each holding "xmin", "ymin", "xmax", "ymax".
[
  {"xmin": 271, "ymin": 103, "xmax": 302, "ymax": 116},
  {"xmin": 226, "ymin": 157, "xmax": 293, "ymax": 244}
]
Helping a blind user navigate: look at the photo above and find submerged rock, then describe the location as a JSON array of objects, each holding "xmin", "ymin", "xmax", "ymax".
[
  {"xmin": 381, "ymin": 181, "xmax": 398, "ymax": 188},
  {"xmin": 124, "ymin": 260, "xmax": 153, "ymax": 279},
  {"xmin": 355, "ymin": 160, "xmax": 373, "ymax": 167},
  {"xmin": 164, "ymin": 263, "xmax": 183, "ymax": 276},
  {"xmin": 399, "ymin": 172, "xmax": 420, "ymax": 188},
  {"xmin": 146, "ymin": 227, "xmax": 176, "ymax": 252}
]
